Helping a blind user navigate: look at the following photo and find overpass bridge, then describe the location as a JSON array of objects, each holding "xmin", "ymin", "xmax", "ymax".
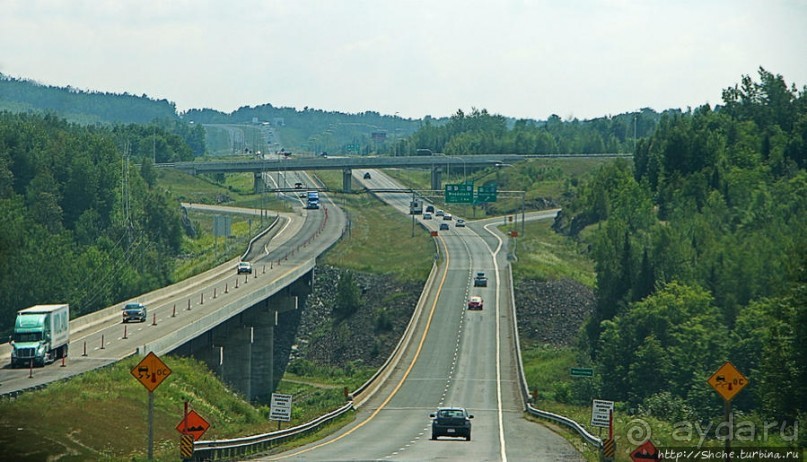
[
  {"xmin": 0, "ymin": 201, "xmax": 347, "ymax": 406},
  {"xmin": 160, "ymin": 153, "xmax": 630, "ymax": 193}
]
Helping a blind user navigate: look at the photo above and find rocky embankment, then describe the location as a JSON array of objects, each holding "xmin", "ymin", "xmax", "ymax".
[
  {"xmin": 292, "ymin": 266, "xmax": 594, "ymax": 370},
  {"xmin": 292, "ymin": 266, "xmax": 420, "ymax": 368},
  {"xmin": 513, "ymin": 278, "xmax": 594, "ymax": 347}
]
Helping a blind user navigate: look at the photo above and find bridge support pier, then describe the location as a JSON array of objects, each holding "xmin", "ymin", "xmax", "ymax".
[
  {"xmin": 431, "ymin": 166, "xmax": 442, "ymax": 191},
  {"xmin": 253, "ymin": 172, "xmax": 266, "ymax": 194},
  {"xmin": 170, "ymin": 270, "xmax": 314, "ymax": 405},
  {"xmin": 342, "ymin": 168, "xmax": 352, "ymax": 193}
]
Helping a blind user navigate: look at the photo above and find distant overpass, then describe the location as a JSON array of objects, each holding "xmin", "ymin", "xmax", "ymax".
[{"xmin": 159, "ymin": 153, "xmax": 631, "ymax": 192}]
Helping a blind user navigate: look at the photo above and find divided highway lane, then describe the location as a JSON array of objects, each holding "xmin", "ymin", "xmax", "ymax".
[
  {"xmin": 0, "ymin": 199, "xmax": 347, "ymax": 396},
  {"xmin": 258, "ymin": 171, "xmax": 581, "ymax": 461}
]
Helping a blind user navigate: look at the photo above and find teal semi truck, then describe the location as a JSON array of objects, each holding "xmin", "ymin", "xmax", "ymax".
[{"xmin": 10, "ymin": 304, "xmax": 70, "ymax": 367}]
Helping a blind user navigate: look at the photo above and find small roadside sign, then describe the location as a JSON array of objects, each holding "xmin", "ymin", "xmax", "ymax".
[
  {"xmin": 570, "ymin": 367, "xmax": 594, "ymax": 377},
  {"xmin": 176, "ymin": 409, "xmax": 210, "ymax": 441},
  {"xmin": 630, "ymin": 440, "xmax": 659, "ymax": 461},
  {"xmin": 591, "ymin": 399, "xmax": 614, "ymax": 428},
  {"xmin": 707, "ymin": 361, "xmax": 748, "ymax": 401},
  {"xmin": 270, "ymin": 393, "xmax": 293, "ymax": 422},
  {"xmin": 131, "ymin": 352, "xmax": 172, "ymax": 392}
]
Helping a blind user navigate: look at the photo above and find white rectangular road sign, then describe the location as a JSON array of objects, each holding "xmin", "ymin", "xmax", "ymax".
[
  {"xmin": 270, "ymin": 393, "xmax": 293, "ymax": 422},
  {"xmin": 591, "ymin": 399, "xmax": 614, "ymax": 428}
]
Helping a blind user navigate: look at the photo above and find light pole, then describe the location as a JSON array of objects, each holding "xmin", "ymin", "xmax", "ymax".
[
  {"xmin": 495, "ymin": 162, "xmax": 525, "ymax": 237},
  {"xmin": 411, "ymin": 189, "xmax": 416, "ymax": 238},
  {"xmin": 446, "ymin": 155, "xmax": 467, "ymax": 184}
]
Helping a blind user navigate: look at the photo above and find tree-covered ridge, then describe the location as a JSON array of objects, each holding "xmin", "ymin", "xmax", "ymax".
[
  {"xmin": 0, "ymin": 74, "xmax": 178, "ymax": 124},
  {"xmin": 559, "ymin": 68, "xmax": 806, "ymax": 425},
  {"xmin": 185, "ymin": 103, "xmax": 422, "ymax": 155},
  {"xmin": 0, "ymin": 112, "xmax": 185, "ymax": 337},
  {"xmin": 0, "ymin": 75, "xmax": 207, "ymax": 159},
  {"xmin": 403, "ymin": 107, "xmax": 670, "ymax": 156}
]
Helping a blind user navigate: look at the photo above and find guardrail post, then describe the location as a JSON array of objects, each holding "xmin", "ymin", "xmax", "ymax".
[
  {"xmin": 152, "ymin": 313, "xmax": 157, "ymax": 326},
  {"xmin": 123, "ymin": 325, "xmax": 128, "ymax": 339},
  {"xmin": 100, "ymin": 335, "xmax": 105, "ymax": 349},
  {"xmin": 172, "ymin": 304, "xmax": 176, "ymax": 317},
  {"xmin": 187, "ymin": 299, "xmax": 192, "ymax": 311},
  {"xmin": 200, "ymin": 293, "xmax": 204, "ymax": 305},
  {"xmin": 213, "ymin": 287, "xmax": 217, "ymax": 299},
  {"xmin": 82, "ymin": 341, "xmax": 87, "ymax": 356},
  {"xmin": 225, "ymin": 283, "xmax": 229, "ymax": 293}
]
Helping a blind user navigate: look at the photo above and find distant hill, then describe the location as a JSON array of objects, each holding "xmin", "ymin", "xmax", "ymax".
[
  {"xmin": 186, "ymin": 104, "xmax": 424, "ymax": 155},
  {"xmin": 0, "ymin": 74, "xmax": 425, "ymax": 154},
  {"xmin": 0, "ymin": 74, "xmax": 179, "ymax": 124}
]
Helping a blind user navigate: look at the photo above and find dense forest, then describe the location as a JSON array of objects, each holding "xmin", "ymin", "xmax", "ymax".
[
  {"xmin": 185, "ymin": 104, "xmax": 422, "ymax": 155},
  {"xmin": 554, "ymin": 68, "xmax": 806, "ymax": 431},
  {"xmin": 402, "ymin": 107, "xmax": 669, "ymax": 156},
  {"xmin": 0, "ymin": 74, "xmax": 178, "ymax": 124},
  {"xmin": 0, "ymin": 112, "xmax": 189, "ymax": 337}
]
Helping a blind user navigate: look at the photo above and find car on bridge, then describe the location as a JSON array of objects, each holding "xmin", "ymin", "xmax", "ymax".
[
  {"xmin": 363, "ymin": 172, "xmax": 371, "ymax": 179},
  {"xmin": 425, "ymin": 205, "xmax": 435, "ymax": 213},
  {"xmin": 443, "ymin": 213, "xmax": 453, "ymax": 221},
  {"xmin": 439, "ymin": 223, "xmax": 449, "ymax": 231},
  {"xmin": 237, "ymin": 261, "xmax": 253, "ymax": 275},
  {"xmin": 122, "ymin": 302, "xmax": 148, "ymax": 323},
  {"xmin": 467, "ymin": 296, "xmax": 483, "ymax": 310},
  {"xmin": 430, "ymin": 407, "xmax": 473, "ymax": 441},
  {"xmin": 435, "ymin": 209, "xmax": 444, "ymax": 217},
  {"xmin": 423, "ymin": 212, "xmax": 432, "ymax": 220}
]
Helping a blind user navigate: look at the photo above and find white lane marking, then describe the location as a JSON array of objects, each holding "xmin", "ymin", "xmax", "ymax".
[{"xmin": 483, "ymin": 221, "xmax": 508, "ymax": 462}]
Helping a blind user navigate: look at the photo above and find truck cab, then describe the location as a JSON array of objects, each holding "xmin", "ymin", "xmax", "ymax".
[{"xmin": 10, "ymin": 304, "xmax": 70, "ymax": 367}]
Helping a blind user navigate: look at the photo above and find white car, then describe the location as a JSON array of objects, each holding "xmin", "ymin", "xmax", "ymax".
[
  {"xmin": 423, "ymin": 213, "xmax": 433, "ymax": 220},
  {"xmin": 237, "ymin": 261, "xmax": 253, "ymax": 274},
  {"xmin": 456, "ymin": 219, "xmax": 466, "ymax": 227}
]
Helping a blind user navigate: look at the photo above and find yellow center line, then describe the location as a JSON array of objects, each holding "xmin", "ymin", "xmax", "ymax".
[{"xmin": 265, "ymin": 236, "xmax": 451, "ymax": 460}]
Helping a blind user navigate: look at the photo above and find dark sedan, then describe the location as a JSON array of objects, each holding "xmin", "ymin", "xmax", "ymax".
[{"xmin": 430, "ymin": 407, "xmax": 473, "ymax": 441}]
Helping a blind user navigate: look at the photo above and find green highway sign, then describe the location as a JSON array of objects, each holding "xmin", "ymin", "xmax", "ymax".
[
  {"xmin": 445, "ymin": 183, "xmax": 474, "ymax": 204},
  {"xmin": 476, "ymin": 185, "xmax": 498, "ymax": 203},
  {"xmin": 570, "ymin": 367, "xmax": 594, "ymax": 377}
]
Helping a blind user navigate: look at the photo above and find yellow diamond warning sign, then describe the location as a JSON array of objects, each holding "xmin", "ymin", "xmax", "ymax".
[
  {"xmin": 131, "ymin": 352, "xmax": 172, "ymax": 392},
  {"xmin": 707, "ymin": 361, "xmax": 748, "ymax": 401}
]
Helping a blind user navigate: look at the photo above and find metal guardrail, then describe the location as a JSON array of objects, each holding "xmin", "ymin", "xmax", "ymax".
[
  {"xmin": 506, "ymin": 258, "xmax": 603, "ymax": 449},
  {"xmin": 525, "ymin": 405, "xmax": 603, "ymax": 448},
  {"xmin": 192, "ymin": 402, "xmax": 354, "ymax": 461},
  {"xmin": 191, "ymin": 210, "xmax": 602, "ymax": 459},
  {"xmin": 192, "ymin": 258, "xmax": 441, "ymax": 460}
]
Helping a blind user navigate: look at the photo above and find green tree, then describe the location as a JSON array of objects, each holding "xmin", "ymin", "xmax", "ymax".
[{"xmin": 333, "ymin": 271, "xmax": 361, "ymax": 320}]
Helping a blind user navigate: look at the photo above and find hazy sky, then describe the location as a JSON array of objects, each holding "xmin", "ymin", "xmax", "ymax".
[{"xmin": 2, "ymin": 0, "xmax": 806, "ymax": 120}]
